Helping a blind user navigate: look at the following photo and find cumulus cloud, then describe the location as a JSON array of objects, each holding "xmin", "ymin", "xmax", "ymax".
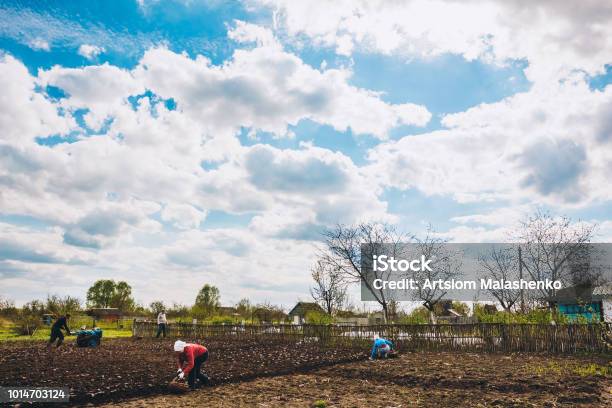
[
  {"xmin": 518, "ymin": 139, "xmax": 587, "ymax": 201},
  {"xmin": 245, "ymin": 144, "xmax": 349, "ymax": 193},
  {"xmin": 28, "ymin": 38, "xmax": 50, "ymax": 51},
  {"xmin": 0, "ymin": 54, "xmax": 74, "ymax": 146},
  {"xmin": 161, "ymin": 204, "xmax": 207, "ymax": 230},
  {"xmin": 263, "ymin": 0, "xmax": 612, "ymax": 82},
  {"xmin": 366, "ymin": 78, "xmax": 612, "ymax": 206},
  {"xmin": 133, "ymin": 39, "xmax": 430, "ymax": 139},
  {"xmin": 77, "ymin": 44, "xmax": 105, "ymax": 60},
  {"xmin": 62, "ymin": 203, "xmax": 161, "ymax": 249},
  {"xmin": 0, "ymin": 33, "xmax": 409, "ymax": 304}
]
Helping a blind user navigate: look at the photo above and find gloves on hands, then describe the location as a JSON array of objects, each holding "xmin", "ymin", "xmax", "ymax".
[{"xmin": 178, "ymin": 371, "xmax": 185, "ymax": 380}]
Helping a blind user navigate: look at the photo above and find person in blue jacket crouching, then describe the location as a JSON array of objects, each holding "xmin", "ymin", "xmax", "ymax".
[{"xmin": 370, "ymin": 335, "xmax": 395, "ymax": 360}]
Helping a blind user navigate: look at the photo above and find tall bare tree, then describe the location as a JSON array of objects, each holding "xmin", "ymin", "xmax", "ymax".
[
  {"xmin": 517, "ymin": 210, "xmax": 596, "ymax": 300},
  {"xmin": 478, "ymin": 246, "xmax": 521, "ymax": 311},
  {"xmin": 310, "ymin": 260, "xmax": 347, "ymax": 315},
  {"xmin": 409, "ymin": 226, "xmax": 462, "ymax": 323},
  {"xmin": 321, "ymin": 222, "xmax": 408, "ymax": 322}
]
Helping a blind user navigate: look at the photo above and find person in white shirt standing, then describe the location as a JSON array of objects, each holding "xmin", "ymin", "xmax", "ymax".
[{"xmin": 156, "ymin": 310, "xmax": 168, "ymax": 338}]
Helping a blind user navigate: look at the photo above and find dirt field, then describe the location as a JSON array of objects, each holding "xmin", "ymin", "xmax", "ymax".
[
  {"xmin": 1, "ymin": 338, "xmax": 610, "ymax": 407},
  {"xmin": 0, "ymin": 337, "xmax": 363, "ymax": 404},
  {"xmin": 105, "ymin": 351, "xmax": 612, "ymax": 408}
]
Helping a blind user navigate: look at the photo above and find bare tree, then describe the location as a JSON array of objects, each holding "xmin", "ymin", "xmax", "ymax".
[
  {"xmin": 310, "ymin": 260, "xmax": 347, "ymax": 315},
  {"xmin": 478, "ymin": 246, "xmax": 521, "ymax": 311},
  {"xmin": 321, "ymin": 222, "xmax": 408, "ymax": 322},
  {"xmin": 517, "ymin": 210, "xmax": 596, "ymax": 301},
  {"xmin": 409, "ymin": 226, "xmax": 462, "ymax": 323}
]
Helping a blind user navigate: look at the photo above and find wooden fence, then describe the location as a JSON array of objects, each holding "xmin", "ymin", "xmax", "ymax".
[{"xmin": 133, "ymin": 321, "xmax": 610, "ymax": 354}]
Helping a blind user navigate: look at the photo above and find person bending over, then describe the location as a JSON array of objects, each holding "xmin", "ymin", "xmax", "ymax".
[
  {"xmin": 48, "ymin": 314, "xmax": 71, "ymax": 348},
  {"xmin": 370, "ymin": 336, "xmax": 394, "ymax": 360},
  {"xmin": 174, "ymin": 340, "xmax": 210, "ymax": 389}
]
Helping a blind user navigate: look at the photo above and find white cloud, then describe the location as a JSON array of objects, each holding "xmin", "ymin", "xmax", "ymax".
[
  {"xmin": 28, "ymin": 38, "xmax": 50, "ymax": 51},
  {"xmin": 262, "ymin": 0, "xmax": 612, "ymax": 83},
  {"xmin": 366, "ymin": 78, "xmax": 612, "ymax": 206},
  {"xmin": 161, "ymin": 204, "xmax": 207, "ymax": 230},
  {"xmin": 0, "ymin": 40, "xmax": 408, "ymax": 304},
  {"xmin": 0, "ymin": 54, "xmax": 74, "ymax": 146},
  {"xmin": 228, "ymin": 20, "xmax": 278, "ymax": 48},
  {"xmin": 78, "ymin": 44, "xmax": 105, "ymax": 60},
  {"xmin": 133, "ymin": 40, "xmax": 430, "ymax": 139}
]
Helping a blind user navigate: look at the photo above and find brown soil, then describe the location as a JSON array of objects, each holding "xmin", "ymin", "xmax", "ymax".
[
  {"xmin": 0, "ymin": 337, "xmax": 363, "ymax": 405},
  {"xmin": 103, "ymin": 351, "xmax": 612, "ymax": 408},
  {"xmin": 1, "ymin": 339, "xmax": 609, "ymax": 407}
]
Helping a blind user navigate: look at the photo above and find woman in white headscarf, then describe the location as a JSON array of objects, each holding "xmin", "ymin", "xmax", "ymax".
[{"xmin": 174, "ymin": 340, "xmax": 210, "ymax": 389}]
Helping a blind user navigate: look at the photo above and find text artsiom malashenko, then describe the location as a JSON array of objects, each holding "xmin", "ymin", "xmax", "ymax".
[{"xmin": 371, "ymin": 255, "xmax": 562, "ymax": 291}]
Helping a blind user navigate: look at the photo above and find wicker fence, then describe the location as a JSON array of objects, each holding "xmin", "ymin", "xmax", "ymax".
[{"xmin": 133, "ymin": 321, "xmax": 610, "ymax": 354}]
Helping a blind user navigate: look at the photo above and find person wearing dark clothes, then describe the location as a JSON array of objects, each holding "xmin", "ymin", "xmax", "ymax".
[
  {"xmin": 48, "ymin": 314, "xmax": 71, "ymax": 348},
  {"xmin": 174, "ymin": 340, "xmax": 210, "ymax": 389}
]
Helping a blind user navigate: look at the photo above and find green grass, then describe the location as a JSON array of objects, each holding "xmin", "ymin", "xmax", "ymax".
[
  {"xmin": 0, "ymin": 320, "xmax": 132, "ymax": 341},
  {"xmin": 533, "ymin": 361, "xmax": 611, "ymax": 377}
]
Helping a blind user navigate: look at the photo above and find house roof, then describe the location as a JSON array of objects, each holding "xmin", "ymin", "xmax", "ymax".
[
  {"xmin": 336, "ymin": 310, "xmax": 367, "ymax": 318},
  {"xmin": 592, "ymin": 284, "xmax": 612, "ymax": 297},
  {"xmin": 217, "ymin": 306, "xmax": 238, "ymax": 314},
  {"xmin": 86, "ymin": 308, "xmax": 122, "ymax": 316},
  {"xmin": 548, "ymin": 284, "xmax": 612, "ymax": 303},
  {"xmin": 288, "ymin": 302, "xmax": 324, "ymax": 316}
]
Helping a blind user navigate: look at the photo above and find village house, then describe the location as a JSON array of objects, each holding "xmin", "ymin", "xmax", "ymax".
[
  {"xmin": 287, "ymin": 302, "xmax": 325, "ymax": 324},
  {"xmin": 548, "ymin": 284, "xmax": 612, "ymax": 322},
  {"xmin": 86, "ymin": 307, "xmax": 122, "ymax": 322}
]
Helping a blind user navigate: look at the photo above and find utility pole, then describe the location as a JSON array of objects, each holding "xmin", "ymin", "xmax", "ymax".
[{"xmin": 518, "ymin": 245, "xmax": 526, "ymax": 313}]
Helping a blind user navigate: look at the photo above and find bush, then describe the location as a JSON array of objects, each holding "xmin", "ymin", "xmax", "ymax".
[
  {"xmin": 14, "ymin": 314, "xmax": 41, "ymax": 336},
  {"xmin": 210, "ymin": 315, "xmax": 235, "ymax": 325},
  {"xmin": 474, "ymin": 307, "xmax": 570, "ymax": 324},
  {"xmin": 305, "ymin": 311, "xmax": 332, "ymax": 324},
  {"xmin": 397, "ymin": 307, "xmax": 430, "ymax": 324},
  {"xmin": 13, "ymin": 300, "xmax": 45, "ymax": 336},
  {"xmin": 0, "ymin": 296, "xmax": 17, "ymax": 318}
]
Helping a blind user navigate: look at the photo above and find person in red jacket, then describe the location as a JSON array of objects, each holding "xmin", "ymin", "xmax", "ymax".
[{"xmin": 174, "ymin": 340, "xmax": 210, "ymax": 389}]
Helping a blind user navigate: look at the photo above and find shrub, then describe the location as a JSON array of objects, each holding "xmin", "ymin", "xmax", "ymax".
[
  {"xmin": 474, "ymin": 307, "xmax": 570, "ymax": 324},
  {"xmin": 313, "ymin": 400, "xmax": 327, "ymax": 408},
  {"xmin": 305, "ymin": 311, "xmax": 332, "ymax": 324},
  {"xmin": 0, "ymin": 296, "xmax": 17, "ymax": 318},
  {"xmin": 13, "ymin": 300, "xmax": 45, "ymax": 336},
  {"xmin": 210, "ymin": 315, "xmax": 235, "ymax": 325},
  {"xmin": 397, "ymin": 307, "xmax": 429, "ymax": 324}
]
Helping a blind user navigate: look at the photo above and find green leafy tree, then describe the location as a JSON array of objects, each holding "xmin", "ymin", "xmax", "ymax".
[
  {"xmin": 45, "ymin": 295, "xmax": 81, "ymax": 316},
  {"xmin": 194, "ymin": 284, "xmax": 220, "ymax": 317},
  {"xmin": 86, "ymin": 280, "xmax": 116, "ymax": 308},
  {"xmin": 111, "ymin": 281, "xmax": 135, "ymax": 311},
  {"xmin": 149, "ymin": 300, "xmax": 166, "ymax": 315},
  {"xmin": 168, "ymin": 302, "xmax": 190, "ymax": 319},
  {"xmin": 235, "ymin": 298, "xmax": 252, "ymax": 317},
  {"xmin": 86, "ymin": 280, "xmax": 135, "ymax": 311},
  {"xmin": 252, "ymin": 302, "xmax": 286, "ymax": 323}
]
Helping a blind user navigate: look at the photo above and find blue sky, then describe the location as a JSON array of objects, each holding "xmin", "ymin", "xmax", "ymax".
[{"xmin": 0, "ymin": 0, "xmax": 611, "ymax": 307}]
